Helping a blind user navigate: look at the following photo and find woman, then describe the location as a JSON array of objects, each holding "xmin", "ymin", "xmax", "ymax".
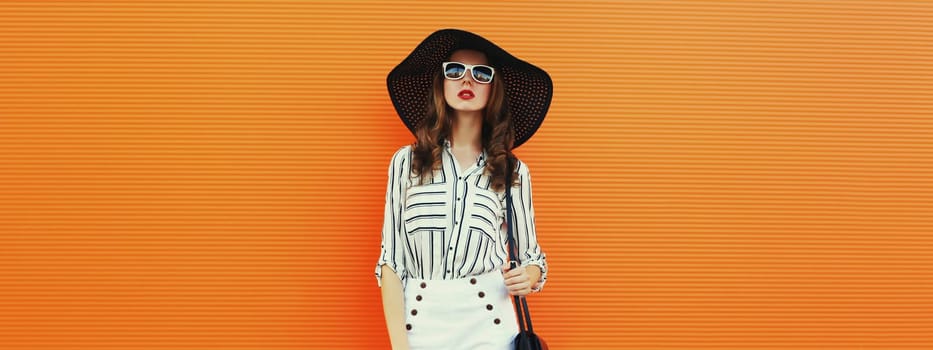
[{"xmin": 376, "ymin": 29, "xmax": 552, "ymax": 350}]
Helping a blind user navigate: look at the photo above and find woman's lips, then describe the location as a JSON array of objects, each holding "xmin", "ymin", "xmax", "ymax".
[{"xmin": 458, "ymin": 90, "xmax": 475, "ymax": 100}]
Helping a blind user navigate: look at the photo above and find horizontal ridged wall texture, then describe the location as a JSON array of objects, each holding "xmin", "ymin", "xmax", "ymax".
[{"xmin": 1, "ymin": 1, "xmax": 931, "ymax": 349}]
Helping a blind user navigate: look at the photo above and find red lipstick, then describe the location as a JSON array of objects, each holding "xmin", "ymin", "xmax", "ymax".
[{"xmin": 457, "ymin": 89, "xmax": 475, "ymax": 100}]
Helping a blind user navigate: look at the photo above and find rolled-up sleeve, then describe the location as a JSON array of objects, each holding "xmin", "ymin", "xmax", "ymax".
[
  {"xmin": 510, "ymin": 160, "xmax": 548, "ymax": 292},
  {"xmin": 375, "ymin": 146, "xmax": 410, "ymax": 288}
]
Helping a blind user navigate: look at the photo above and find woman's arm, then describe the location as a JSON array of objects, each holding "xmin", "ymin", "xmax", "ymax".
[
  {"xmin": 379, "ymin": 266, "xmax": 409, "ymax": 349},
  {"xmin": 511, "ymin": 160, "xmax": 548, "ymax": 292},
  {"xmin": 375, "ymin": 146, "xmax": 411, "ymax": 349}
]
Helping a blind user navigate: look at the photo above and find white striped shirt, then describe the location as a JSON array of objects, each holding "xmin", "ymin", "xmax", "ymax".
[{"xmin": 375, "ymin": 139, "xmax": 548, "ymax": 292}]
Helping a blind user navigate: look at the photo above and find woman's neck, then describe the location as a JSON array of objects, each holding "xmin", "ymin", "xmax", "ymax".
[{"xmin": 449, "ymin": 111, "xmax": 483, "ymax": 151}]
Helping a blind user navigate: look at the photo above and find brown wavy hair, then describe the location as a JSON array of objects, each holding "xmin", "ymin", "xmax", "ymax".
[{"xmin": 410, "ymin": 63, "xmax": 518, "ymax": 192}]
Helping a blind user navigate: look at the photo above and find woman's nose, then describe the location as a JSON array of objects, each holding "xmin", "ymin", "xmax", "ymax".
[{"xmin": 461, "ymin": 69, "xmax": 476, "ymax": 84}]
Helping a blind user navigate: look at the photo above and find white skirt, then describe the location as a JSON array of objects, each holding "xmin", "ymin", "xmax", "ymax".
[{"xmin": 403, "ymin": 269, "xmax": 520, "ymax": 350}]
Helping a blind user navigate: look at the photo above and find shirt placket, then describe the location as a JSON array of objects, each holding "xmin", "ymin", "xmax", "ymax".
[{"xmin": 441, "ymin": 141, "xmax": 486, "ymax": 279}]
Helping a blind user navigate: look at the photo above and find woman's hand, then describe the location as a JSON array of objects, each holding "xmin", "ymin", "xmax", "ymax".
[{"xmin": 502, "ymin": 263, "xmax": 542, "ymax": 296}]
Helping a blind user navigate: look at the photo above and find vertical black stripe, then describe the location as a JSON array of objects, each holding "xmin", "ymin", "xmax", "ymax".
[
  {"xmin": 444, "ymin": 149, "xmax": 458, "ymax": 279},
  {"xmin": 447, "ymin": 222, "xmax": 462, "ymax": 279},
  {"xmin": 465, "ymin": 230, "xmax": 483, "ymax": 274},
  {"xmin": 450, "ymin": 184, "xmax": 471, "ymax": 277},
  {"xmin": 387, "ymin": 152, "xmax": 396, "ymax": 267},
  {"xmin": 428, "ymin": 230, "xmax": 434, "ymax": 278},
  {"xmin": 393, "ymin": 149, "xmax": 406, "ymax": 275},
  {"xmin": 456, "ymin": 229, "xmax": 475, "ymax": 274},
  {"xmin": 518, "ymin": 162, "xmax": 533, "ymax": 261}
]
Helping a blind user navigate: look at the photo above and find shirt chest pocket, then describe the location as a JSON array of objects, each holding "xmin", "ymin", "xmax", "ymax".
[
  {"xmin": 469, "ymin": 187, "xmax": 504, "ymax": 243},
  {"xmin": 403, "ymin": 184, "xmax": 449, "ymax": 235}
]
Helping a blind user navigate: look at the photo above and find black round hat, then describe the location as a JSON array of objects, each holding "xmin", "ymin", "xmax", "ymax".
[{"xmin": 386, "ymin": 28, "xmax": 553, "ymax": 149}]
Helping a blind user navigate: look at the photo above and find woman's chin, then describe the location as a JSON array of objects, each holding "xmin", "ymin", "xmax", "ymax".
[{"xmin": 449, "ymin": 103, "xmax": 485, "ymax": 113}]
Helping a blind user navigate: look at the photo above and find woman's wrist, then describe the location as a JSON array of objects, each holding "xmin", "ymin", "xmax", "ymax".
[{"xmin": 525, "ymin": 265, "xmax": 543, "ymax": 292}]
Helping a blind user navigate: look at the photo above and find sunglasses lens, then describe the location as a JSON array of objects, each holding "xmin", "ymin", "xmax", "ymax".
[
  {"xmin": 444, "ymin": 63, "xmax": 466, "ymax": 79},
  {"xmin": 472, "ymin": 66, "xmax": 494, "ymax": 83}
]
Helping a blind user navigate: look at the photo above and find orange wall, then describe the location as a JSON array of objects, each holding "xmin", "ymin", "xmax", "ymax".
[{"xmin": 2, "ymin": 1, "xmax": 932, "ymax": 349}]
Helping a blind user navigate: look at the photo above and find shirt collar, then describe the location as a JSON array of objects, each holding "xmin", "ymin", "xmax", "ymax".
[{"xmin": 443, "ymin": 138, "xmax": 487, "ymax": 167}]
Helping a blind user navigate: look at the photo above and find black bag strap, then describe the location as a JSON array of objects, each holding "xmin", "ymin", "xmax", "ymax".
[{"xmin": 505, "ymin": 155, "xmax": 535, "ymax": 334}]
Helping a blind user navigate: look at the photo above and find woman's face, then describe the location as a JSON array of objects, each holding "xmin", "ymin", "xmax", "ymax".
[{"xmin": 443, "ymin": 49, "xmax": 492, "ymax": 113}]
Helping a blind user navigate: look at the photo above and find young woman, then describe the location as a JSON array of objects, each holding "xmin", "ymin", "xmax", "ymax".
[{"xmin": 376, "ymin": 29, "xmax": 553, "ymax": 350}]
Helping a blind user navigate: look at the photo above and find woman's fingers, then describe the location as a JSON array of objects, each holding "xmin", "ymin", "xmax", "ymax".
[
  {"xmin": 504, "ymin": 271, "xmax": 529, "ymax": 285},
  {"xmin": 502, "ymin": 265, "xmax": 525, "ymax": 278},
  {"xmin": 507, "ymin": 281, "xmax": 531, "ymax": 295},
  {"xmin": 502, "ymin": 264, "xmax": 531, "ymax": 295},
  {"xmin": 508, "ymin": 281, "xmax": 530, "ymax": 291}
]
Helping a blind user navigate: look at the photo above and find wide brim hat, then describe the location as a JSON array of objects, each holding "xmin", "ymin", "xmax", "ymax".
[{"xmin": 387, "ymin": 28, "xmax": 553, "ymax": 149}]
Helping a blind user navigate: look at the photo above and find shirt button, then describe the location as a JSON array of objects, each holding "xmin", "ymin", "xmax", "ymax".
[
  {"xmin": 406, "ymin": 323, "xmax": 413, "ymax": 330},
  {"xmin": 411, "ymin": 309, "xmax": 418, "ymax": 316},
  {"xmin": 457, "ymin": 197, "xmax": 461, "ymax": 200},
  {"xmin": 486, "ymin": 304, "xmax": 493, "ymax": 311},
  {"xmin": 478, "ymin": 291, "xmax": 485, "ymax": 298},
  {"xmin": 470, "ymin": 278, "xmax": 477, "ymax": 285},
  {"xmin": 494, "ymin": 318, "xmax": 501, "ymax": 325},
  {"xmin": 446, "ymin": 270, "xmax": 451, "ymax": 273},
  {"xmin": 420, "ymin": 282, "xmax": 427, "ymax": 289},
  {"xmin": 416, "ymin": 295, "xmax": 422, "ymax": 301},
  {"xmin": 448, "ymin": 247, "xmax": 453, "ymax": 251}
]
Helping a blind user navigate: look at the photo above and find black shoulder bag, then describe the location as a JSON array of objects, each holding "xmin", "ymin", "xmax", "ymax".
[{"xmin": 505, "ymin": 156, "xmax": 549, "ymax": 350}]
